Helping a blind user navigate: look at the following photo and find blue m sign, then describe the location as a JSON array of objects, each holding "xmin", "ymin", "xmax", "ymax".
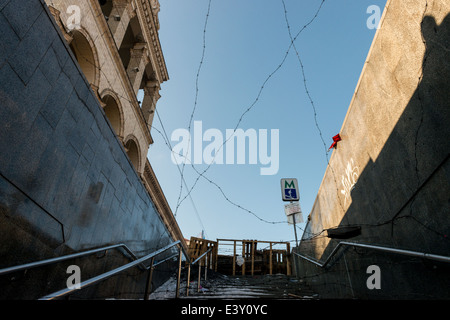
[
  {"xmin": 281, "ymin": 178, "xmax": 299, "ymax": 201},
  {"xmin": 284, "ymin": 188, "xmax": 298, "ymax": 200}
]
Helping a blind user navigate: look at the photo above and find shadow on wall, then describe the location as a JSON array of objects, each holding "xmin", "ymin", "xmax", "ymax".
[
  {"xmin": 298, "ymin": 13, "xmax": 450, "ymax": 299},
  {"xmin": 336, "ymin": 13, "xmax": 450, "ymax": 253}
]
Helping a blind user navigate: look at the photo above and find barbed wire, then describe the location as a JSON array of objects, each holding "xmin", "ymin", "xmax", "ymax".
[
  {"xmin": 154, "ymin": 109, "xmax": 208, "ymax": 239},
  {"xmin": 174, "ymin": 0, "xmax": 329, "ymax": 216},
  {"xmin": 69, "ymin": 1, "xmax": 449, "ymax": 246},
  {"xmin": 176, "ymin": 0, "xmax": 213, "ymax": 217}
]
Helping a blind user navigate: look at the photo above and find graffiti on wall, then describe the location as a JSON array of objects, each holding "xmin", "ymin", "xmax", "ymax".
[{"xmin": 341, "ymin": 158, "xmax": 360, "ymax": 205}]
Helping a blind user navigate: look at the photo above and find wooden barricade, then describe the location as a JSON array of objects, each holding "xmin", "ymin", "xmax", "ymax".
[
  {"xmin": 187, "ymin": 237, "xmax": 218, "ymax": 269},
  {"xmin": 215, "ymin": 239, "xmax": 291, "ymax": 276}
]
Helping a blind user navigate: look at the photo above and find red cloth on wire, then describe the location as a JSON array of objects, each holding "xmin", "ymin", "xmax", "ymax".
[{"xmin": 329, "ymin": 134, "xmax": 342, "ymax": 150}]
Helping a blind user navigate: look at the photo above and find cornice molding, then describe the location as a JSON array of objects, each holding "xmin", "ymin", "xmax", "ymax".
[{"xmin": 134, "ymin": 0, "xmax": 169, "ymax": 83}]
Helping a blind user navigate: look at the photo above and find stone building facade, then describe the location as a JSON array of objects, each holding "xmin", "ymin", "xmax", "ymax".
[
  {"xmin": 45, "ymin": 0, "xmax": 185, "ymax": 251},
  {"xmin": 47, "ymin": 0, "xmax": 167, "ymax": 174}
]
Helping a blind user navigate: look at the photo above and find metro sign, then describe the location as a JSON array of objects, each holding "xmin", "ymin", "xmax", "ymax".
[{"xmin": 280, "ymin": 178, "xmax": 299, "ymax": 201}]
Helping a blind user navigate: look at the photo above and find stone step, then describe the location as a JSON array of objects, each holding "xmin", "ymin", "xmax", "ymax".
[{"xmin": 149, "ymin": 270, "xmax": 319, "ymax": 300}]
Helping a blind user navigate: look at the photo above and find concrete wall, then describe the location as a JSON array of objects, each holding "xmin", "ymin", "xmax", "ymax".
[
  {"xmin": 0, "ymin": 0, "xmax": 179, "ymax": 299},
  {"xmin": 295, "ymin": 0, "xmax": 450, "ymax": 299}
]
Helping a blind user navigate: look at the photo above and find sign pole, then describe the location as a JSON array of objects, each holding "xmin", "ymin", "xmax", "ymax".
[
  {"xmin": 291, "ymin": 201, "xmax": 298, "ymax": 248},
  {"xmin": 281, "ymin": 178, "xmax": 301, "ymax": 248}
]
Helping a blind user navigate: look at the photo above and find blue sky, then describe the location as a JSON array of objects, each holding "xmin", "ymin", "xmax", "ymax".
[{"xmin": 146, "ymin": 0, "xmax": 387, "ymax": 246}]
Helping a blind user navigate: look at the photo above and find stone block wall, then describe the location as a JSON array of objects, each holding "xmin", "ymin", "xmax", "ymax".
[{"xmin": 0, "ymin": 0, "xmax": 178, "ymax": 299}]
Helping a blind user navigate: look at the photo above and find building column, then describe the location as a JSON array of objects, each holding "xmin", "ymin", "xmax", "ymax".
[
  {"xmin": 141, "ymin": 80, "xmax": 161, "ymax": 128},
  {"xmin": 127, "ymin": 43, "xmax": 148, "ymax": 96},
  {"xmin": 108, "ymin": 0, "xmax": 135, "ymax": 49}
]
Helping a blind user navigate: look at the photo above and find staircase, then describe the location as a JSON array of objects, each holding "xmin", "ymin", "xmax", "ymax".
[{"xmin": 149, "ymin": 269, "xmax": 319, "ymax": 300}]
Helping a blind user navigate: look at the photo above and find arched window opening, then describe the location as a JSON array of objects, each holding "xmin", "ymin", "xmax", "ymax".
[
  {"xmin": 101, "ymin": 94, "xmax": 123, "ymax": 138},
  {"xmin": 69, "ymin": 30, "xmax": 97, "ymax": 86},
  {"xmin": 124, "ymin": 138, "xmax": 140, "ymax": 172}
]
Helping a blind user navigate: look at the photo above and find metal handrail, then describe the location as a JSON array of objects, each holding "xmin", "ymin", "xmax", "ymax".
[
  {"xmin": 0, "ymin": 244, "xmax": 147, "ymax": 276},
  {"xmin": 293, "ymin": 241, "xmax": 450, "ymax": 268},
  {"xmin": 191, "ymin": 248, "xmax": 213, "ymax": 265},
  {"xmin": 186, "ymin": 247, "xmax": 213, "ymax": 296},
  {"xmin": 40, "ymin": 241, "xmax": 183, "ymax": 300}
]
